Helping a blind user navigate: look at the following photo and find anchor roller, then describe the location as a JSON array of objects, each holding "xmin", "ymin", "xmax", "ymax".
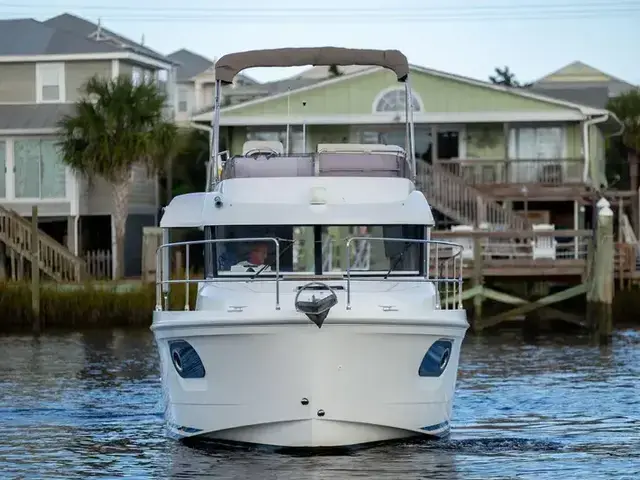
[{"xmin": 294, "ymin": 281, "xmax": 338, "ymax": 328}]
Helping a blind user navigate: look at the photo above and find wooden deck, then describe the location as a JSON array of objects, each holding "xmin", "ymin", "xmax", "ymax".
[{"xmin": 430, "ymin": 229, "xmax": 638, "ymax": 280}]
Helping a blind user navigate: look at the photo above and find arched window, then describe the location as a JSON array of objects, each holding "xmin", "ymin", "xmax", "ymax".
[{"xmin": 374, "ymin": 88, "xmax": 422, "ymax": 113}]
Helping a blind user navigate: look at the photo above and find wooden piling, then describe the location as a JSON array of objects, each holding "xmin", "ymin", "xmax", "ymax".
[
  {"xmin": 586, "ymin": 198, "xmax": 614, "ymax": 343},
  {"xmin": 31, "ymin": 205, "xmax": 41, "ymax": 335},
  {"xmin": 471, "ymin": 235, "xmax": 484, "ymax": 330}
]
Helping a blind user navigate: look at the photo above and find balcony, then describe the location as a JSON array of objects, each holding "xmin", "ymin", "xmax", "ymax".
[{"xmin": 437, "ymin": 158, "xmax": 584, "ymax": 186}]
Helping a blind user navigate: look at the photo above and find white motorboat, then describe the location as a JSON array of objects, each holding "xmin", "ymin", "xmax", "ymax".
[{"xmin": 151, "ymin": 46, "xmax": 469, "ymax": 451}]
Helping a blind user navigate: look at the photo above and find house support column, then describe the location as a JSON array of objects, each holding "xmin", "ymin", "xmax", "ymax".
[
  {"xmin": 66, "ymin": 216, "xmax": 80, "ymax": 256},
  {"xmin": 573, "ymin": 200, "xmax": 579, "ymax": 259},
  {"xmin": 630, "ymin": 151, "xmax": 639, "ymax": 236},
  {"xmin": 110, "ymin": 214, "xmax": 117, "ymax": 280},
  {"xmin": 503, "ymin": 122, "xmax": 510, "ymax": 183}
]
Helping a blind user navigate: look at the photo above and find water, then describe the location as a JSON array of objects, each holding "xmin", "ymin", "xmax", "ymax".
[{"xmin": 1, "ymin": 329, "xmax": 639, "ymax": 479}]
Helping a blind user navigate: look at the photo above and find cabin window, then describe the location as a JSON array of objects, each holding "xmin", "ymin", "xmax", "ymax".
[
  {"xmin": 212, "ymin": 225, "xmax": 316, "ymax": 275},
  {"xmin": 321, "ymin": 225, "xmax": 425, "ymax": 275},
  {"xmin": 207, "ymin": 224, "xmax": 426, "ymax": 277}
]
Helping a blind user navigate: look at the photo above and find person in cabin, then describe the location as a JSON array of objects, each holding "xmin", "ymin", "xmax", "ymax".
[{"xmin": 230, "ymin": 242, "xmax": 271, "ymax": 273}]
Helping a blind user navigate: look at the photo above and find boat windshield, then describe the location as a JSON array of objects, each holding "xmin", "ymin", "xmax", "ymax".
[{"xmin": 210, "ymin": 224, "xmax": 425, "ymax": 277}]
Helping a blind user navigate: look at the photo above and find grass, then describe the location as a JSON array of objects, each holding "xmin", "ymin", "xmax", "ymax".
[
  {"xmin": 1, "ymin": 277, "xmax": 638, "ymax": 333},
  {"xmin": 0, "ymin": 280, "xmax": 198, "ymax": 333}
]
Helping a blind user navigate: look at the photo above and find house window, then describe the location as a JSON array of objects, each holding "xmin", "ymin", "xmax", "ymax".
[
  {"xmin": 131, "ymin": 67, "xmax": 142, "ymax": 86},
  {"xmin": 36, "ymin": 63, "xmax": 65, "ymax": 103},
  {"xmin": 246, "ymin": 128, "xmax": 304, "ymax": 153},
  {"xmin": 437, "ymin": 131, "xmax": 460, "ymax": 159},
  {"xmin": 14, "ymin": 139, "xmax": 67, "ymax": 199},
  {"xmin": 374, "ymin": 88, "xmax": 421, "ymax": 113},
  {"xmin": 178, "ymin": 86, "xmax": 190, "ymax": 113},
  {"xmin": 143, "ymin": 70, "xmax": 152, "ymax": 84},
  {"xmin": 157, "ymin": 70, "xmax": 169, "ymax": 83},
  {"xmin": 354, "ymin": 126, "xmax": 432, "ymax": 159},
  {"xmin": 0, "ymin": 141, "xmax": 5, "ymax": 198},
  {"xmin": 508, "ymin": 127, "xmax": 566, "ymax": 182}
]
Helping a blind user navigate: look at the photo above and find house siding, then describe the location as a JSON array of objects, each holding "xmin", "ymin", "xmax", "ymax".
[
  {"xmin": 65, "ymin": 61, "xmax": 113, "ymax": 101},
  {"xmin": 80, "ymin": 163, "xmax": 157, "ymax": 216},
  {"xmin": 0, "ymin": 63, "xmax": 36, "ymax": 102},
  {"xmin": 221, "ymin": 69, "xmax": 573, "ymax": 118}
]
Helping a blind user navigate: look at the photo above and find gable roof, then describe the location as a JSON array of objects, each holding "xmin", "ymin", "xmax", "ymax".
[
  {"xmin": 42, "ymin": 13, "xmax": 174, "ymax": 64},
  {"xmin": 168, "ymin": 49, "xmax": 214, "ymax": 81},
  {"xmin": 168, "ymin": 48, "xmax": 260, "ymax": 85},
  {"xmin": 0, "ymin": 18, "xmax": 122, "ymax": 56},
  {"xmin": 535, "ymin": 61, "xmax": 632, "ymax": 84},
  {"xmin": 533, "ymin": 61, "xmax": 636, "ymax": 96},
  {"xmin": 527, "ymin": 85, "xmax": 611, "ymax": 109}
]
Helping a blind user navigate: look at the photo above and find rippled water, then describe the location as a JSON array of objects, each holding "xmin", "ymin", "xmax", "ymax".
[{"xmin": 0, "ymin": 328, "xmax": 639, "ymax": 479}]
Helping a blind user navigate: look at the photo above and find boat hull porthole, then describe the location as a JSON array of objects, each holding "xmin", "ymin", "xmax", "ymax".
[
  {"xmin": 168, "ymin": 340, "xmax": 206, "ymax": 379},
  {"xmin": 418, "ymin": 339, "xmax": 453, "ymax": 377}
]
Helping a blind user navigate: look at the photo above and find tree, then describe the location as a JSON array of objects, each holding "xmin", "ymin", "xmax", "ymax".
[
  {"xmin": 607, "ymin": 89, "xmax": 640, "ymax": 154},
  {"xmin": 167, "ymin": 128, "xmax": 210, "ymax": 198},
  {"xmin": 57, "ymin": 75, "xmax": 179, "ymax": 278},
  {"xmin": 489, "ymin": 66, "xmax": 532, "ymax": 87},
  {"xmin": 328, "ymin": 64, "xmax": 342, "ymax": 77},
  {"xmin": 606, "ymin": 88, "xmax": 640, "ymax": 232}
]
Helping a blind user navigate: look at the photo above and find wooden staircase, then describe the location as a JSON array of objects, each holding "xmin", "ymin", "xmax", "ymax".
[
  {"xmin": 0, "ymin": 205, "xmax": 85, "ymax": 282},
  {"xmin": 416, "ymin": 160, "xmax": 531, "ymax": 230}
]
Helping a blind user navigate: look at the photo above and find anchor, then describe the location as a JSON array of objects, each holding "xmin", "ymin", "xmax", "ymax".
[{"xmin": 294, "ymin": 282, "xmax": 338, "ymax": 329}]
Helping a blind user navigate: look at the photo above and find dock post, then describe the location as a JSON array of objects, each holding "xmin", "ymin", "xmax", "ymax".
[
  {"xmin": 31, "ymin": 205, "xmax": 41, "ymax": 335},
  {"xmin": 471, "ymin": 235, "xmax": 484, "ymax": 331},
  {"xmin": 586, "ymin": 198, "xmax": 614, "ymax": 343}
]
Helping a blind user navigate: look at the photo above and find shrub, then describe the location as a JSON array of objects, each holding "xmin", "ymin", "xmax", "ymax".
[{"xmin": 0, "ymin": 281, "xmax": 197, "ymax": 333}]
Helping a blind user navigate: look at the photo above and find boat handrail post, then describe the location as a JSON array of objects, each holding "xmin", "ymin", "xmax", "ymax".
[
  {"xmin": 345, "ymin": 237, "xmax": 464, "ymax": 311},
  {"xmin": 405, "ymin": 78, "xmax": 416, "ymax": 183},
  {"xmin": 345, "ymin": 237, "xmax": 353, "ymax": 310},
  {"xmin": 155, "ymin": 236, "xmax": 282, "ymax": 311},
  {"xmin": 161, "ymin": 227, "xmax": 170, "ymax": 310},
  {"xmin": 184, "ymin": 243, "xmax": 190, "ymax": 311},
  {"xmin": 209, "ymin": 79, "xmax": 222, "ymax": 191}
]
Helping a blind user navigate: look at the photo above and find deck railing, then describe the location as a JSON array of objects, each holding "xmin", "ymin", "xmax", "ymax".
[
  {"xmin": 156, "ymin": 235, "xmax": 465, "ymax": 313},
  {"xmin": 416, "ymin": 161, "xmax": 531, "ymax": 230},
  {"xmin": 436, "ymin": 158, "xmax": 584, "ymax": 185},
  {"xmin": 345, "ymin": 237, "xmax": 464, "ymax": 311},
  {"xmin": 0, "ymin": 205, "xmax": 85, "ymax": 282},
  {"xmin": 155, "ymin": 237, "xmax": 282, "ymax": 311}
]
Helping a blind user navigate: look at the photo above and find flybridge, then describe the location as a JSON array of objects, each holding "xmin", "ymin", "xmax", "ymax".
[
  {"xmin": 218, "ymin": 142, "xmax": 412, "ymax": 181},
  {"xmin": 207, "ymin": 47, "xmax": 417, "ymax": 191}
]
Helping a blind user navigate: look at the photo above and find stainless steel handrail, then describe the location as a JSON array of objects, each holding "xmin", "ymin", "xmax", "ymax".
[
  {"xmin": 155, "ymin": 237, "xmax": 281, "ymax": 311},
  {"xmin": 345, "ymin": 236, "xmax": 464, "ymax": 310}
]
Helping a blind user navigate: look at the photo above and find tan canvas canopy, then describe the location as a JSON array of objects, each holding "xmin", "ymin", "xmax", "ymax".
[{"xmin": 215, "ymin": 47, "xmax": 409, "ymax": 84}]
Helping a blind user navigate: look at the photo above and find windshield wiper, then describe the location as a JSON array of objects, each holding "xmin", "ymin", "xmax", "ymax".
[
  {"xmin": 250, "ymin": 239, "xmax": 296, "ymax": 281},
  {"xmin": 383, "ymin": 242, "xmax": 413, "ymax": 279}
]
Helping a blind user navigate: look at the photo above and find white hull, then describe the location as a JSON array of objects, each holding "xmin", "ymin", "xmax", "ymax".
[{"xmin": 153, "ymin": 300, "xmax": 467, "ymax": 449}]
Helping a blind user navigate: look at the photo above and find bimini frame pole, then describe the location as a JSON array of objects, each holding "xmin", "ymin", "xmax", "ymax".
[
  {"xmin": 209, "ymin": 79, "xmax": 222, "ymax": 190},
  {"xmin": 404, "ymin": 79, "xmax": 416, "ymax": 182}
]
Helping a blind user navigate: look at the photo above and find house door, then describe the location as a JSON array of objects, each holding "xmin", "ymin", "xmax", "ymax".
[{"xmin": 509, "ymin": 127, "xmax": 566, "ymax": 182}]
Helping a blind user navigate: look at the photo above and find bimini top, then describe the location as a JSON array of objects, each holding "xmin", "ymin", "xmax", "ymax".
[
  {"xmin": 215, "ymin": 47, "xmax": 409, "ymax": 85},
  {"xmin": 160, "ymin": 177, "xmax": 435, "ymax": 228}
]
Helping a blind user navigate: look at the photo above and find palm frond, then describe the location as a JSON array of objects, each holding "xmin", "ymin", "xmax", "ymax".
[{"xmin": 56, "ymin": 74, "xmax": 177, "ymax": 183}]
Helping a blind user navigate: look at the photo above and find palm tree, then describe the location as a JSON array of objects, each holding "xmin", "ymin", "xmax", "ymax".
[
  {"xmin": 328, "ymin": 64, "xmax": 342, "ymax": 77},
  {"xmin": 57, "ymin": 75, "xmax": 179, "ymax": 279},
  {"xmin": 489, "ymin": 66, "xmax": 532, "ymax": 87},
  {"xmin": 607, "ymin": 88, "xmax": 640, "ymax": 231}
]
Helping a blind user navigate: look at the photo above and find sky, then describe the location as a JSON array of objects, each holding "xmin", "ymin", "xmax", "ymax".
[{"xmin": 3, "ymin": 0, "xmax": 639, "ymax": 85}]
